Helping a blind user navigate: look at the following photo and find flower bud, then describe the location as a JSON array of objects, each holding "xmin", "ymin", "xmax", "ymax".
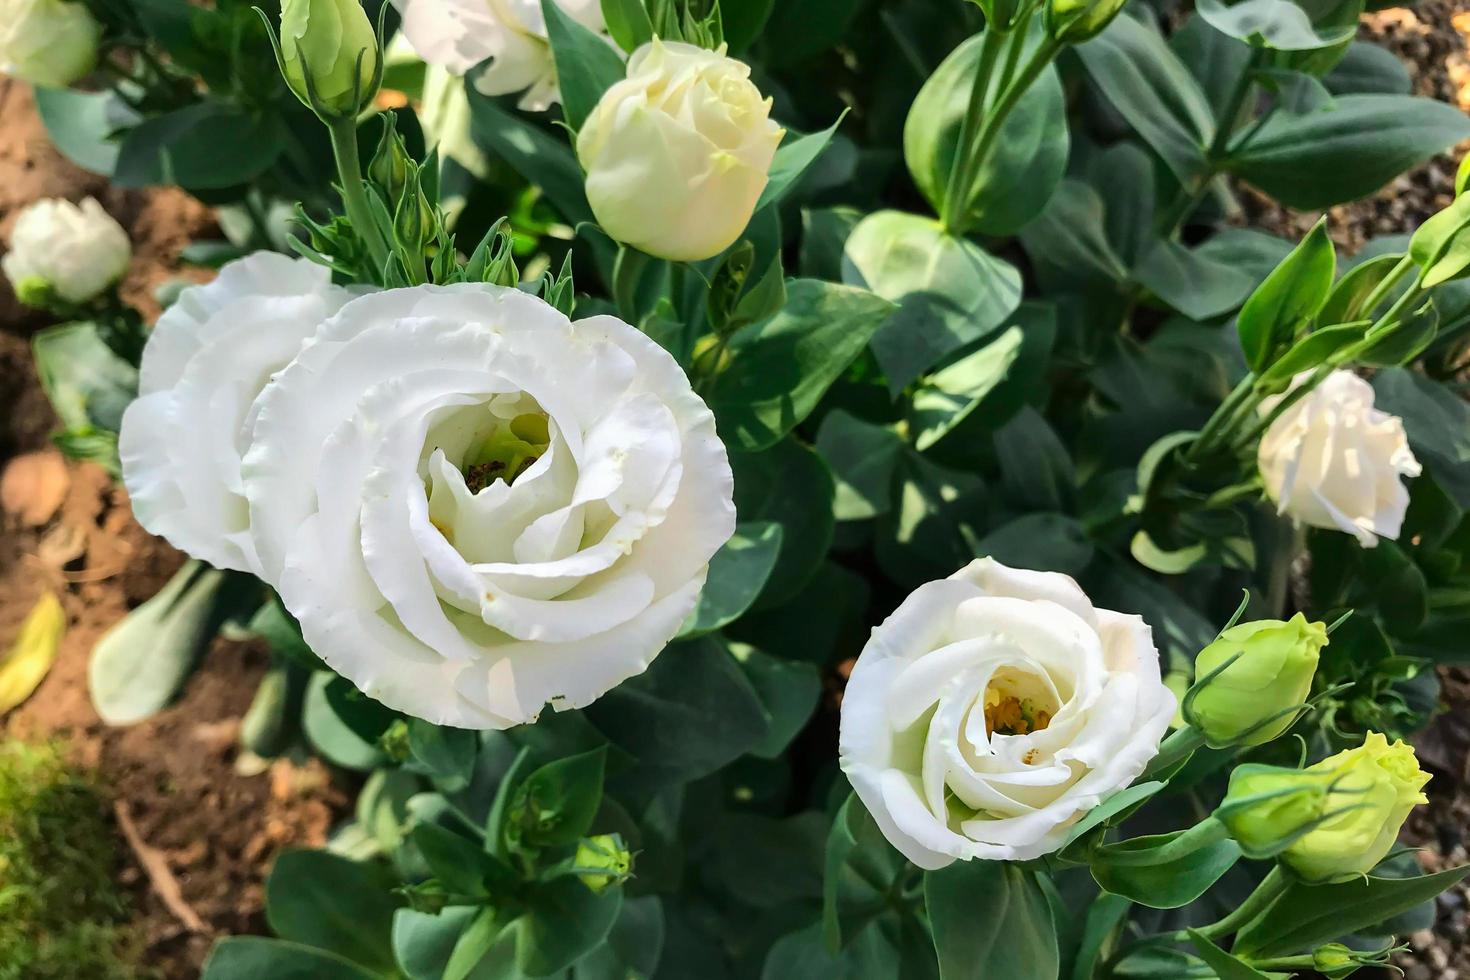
[
  {"xmin": 577, "ymin": 40, "xmax": 784, "ymax": 262},
  {"xmin": 279, "ymin": 0, "xmax": 380, "ymax": 117},
  {"xmin": 575, "ymin": 834, "xmax": 631, "ymax": 893},
  {"xmin": 3, "ymin": 197, "xmax": 130, "ymax": 306},
  {"xmin": 0, "ymin": 0, "xmax": 100, "ymax": 88},
  {"xmin": 1219, "ymin": 732, "xmax": 1429, "ymax": 883},
  {"xmin": 1186, "ymin": 613, "xmax": 1326, "ymax": 747},
  {"xmin": 1046, "ymin": 0, "xmax": 1127, "ymax": 44},
  {"xmin": 369, "ymin": 115, "xmax": 412, "ymax": 206},
  {"xmin": 392, "ymin": 167, "xmax": 438, "ymax": 254}
]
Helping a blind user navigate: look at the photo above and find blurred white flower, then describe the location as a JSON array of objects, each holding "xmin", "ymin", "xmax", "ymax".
[
  {"xmin": 0, "ymin": 0, "xmax": 100, "ymax": 88},
  {"xmin": 120, "ymin": 253, "xmax": 353, "ymax": 575},
  {"xmin": 3, "ymin": 197, "xmax": 129, "ymax": 306},
  {"xmin": 839, "ymin": 558, "xmax": 1176, "ymax": 869},
  {"xmin": 577, "ymin": 40, "xmax": 783, "ymax": 262},
  {"xmin": 240, "ymin": 283, "xmax": 735, "ymax": 729},
  {"xmin": 1258, "ymin": 369, "xmax": 1421, "ymax": 547},
  {"xmin": 391, "ymin": 0, "xmax": 605, "ymax": 111}
]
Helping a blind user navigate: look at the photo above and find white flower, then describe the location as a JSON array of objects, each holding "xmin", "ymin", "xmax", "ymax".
[
  {"xmin": 240, "ymin": 283, "xmax": 735, "ymax": 729},
  {"xmin": 1258, "ymin": 369, "xmax": 1422, "ymax": 547},
  {"xmin": 391, "ymin": 0, "xmax": 605, "ymax": 111},
  {"xmin": 3, "ymin": 197, "xmax": 129, "ymax": 305},
  {"xmin": 0, "ymin": 0, "xmax": 99, "ymax": 88},
  {"xmin": 120, "ymin": 253, "xmax": 353, "ymax": 576},
  {"xmin": 839, "ymin": 558, "xmax": 1176, "ymax": 869},
  {"xmin": 577, "ymin": 40, "xmax": 784, "ymax": 262}
]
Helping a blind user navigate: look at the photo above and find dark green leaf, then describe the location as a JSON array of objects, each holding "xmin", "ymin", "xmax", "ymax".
[
  {"xmin": 34, "ymin": 88, "xmax": 129, "ymax": 175},
  {"xmin": 679, "ymin": 522, "xmax": 783, "ymax": 637},
  {"xmin": 512, "ymin": 746, "xmax": 607, "ymax": 848},
  {"xmin": 926, "ymin": 861, "xmax": 1059, "ymax": 980},
  {"xmin": 732, "ymin": 643, "xmax": 822, "ymax": 758},
  {"xmin": 265, "ymin": 850, "xmax": 401, "ymax": 972},
  {"xmin": 201, "ymin": 937, "xmax": 381, "ymax": 980},
  {"xmin": 731, "ymin": 438, "xmax": 836, "ymax": 606},
  {"xmin": 32, "ymin": 321, "xmax": 137, "ymax": 433},
  {"xmin": 542, "ymin": 0, "xmax": 627, "ymax": 131},
  {"xmin": 115, "ymin": 103, "xmax": 285, "ymax": 190},
  {"xmin": 600, "ymin": 0, "xmax": 654, "ymax": 51},
  {"xmin": 823, "ymin": 795, "xmax": 907, "ymax": 951},
  {"xmin": 1090, "ymin": 828, "xmax": 1242, "ymax": 909},
  {"xmin": 757, "ymin": 116, "xmax": 847, "ymax": 212},
  {"xmin": 815, "ymin": 411, "xmax": 906, "ymax": 521},
  {"xmin": 1236, "ymin": 220, "xmax": 1336, "ymax": 371},
  {"xmin": 407, "ymin": 720, "xmax": 479, "ymax": 789},
  {"xmin": 1186, "ymin": 931, "xmax": 1275, "ymax": 980}
]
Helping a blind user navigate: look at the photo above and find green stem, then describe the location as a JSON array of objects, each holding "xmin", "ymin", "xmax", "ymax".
[
  {"xmin": 1188, "ymin": 374, "xmax": 1257, "ymax": 461},
  {"xmin": 941, "ymin": 25, "xmax": 1008, "ymax": 232},
  {"xmin": 1197, "ymin": 865, "xmax": 1288, "ymax": 942},
  {"xmin": 1265, "ymin": 517, "xmax": 1304, "ymax": 617},
  {"xmin": 995, "ymin": 2, "xmax": 1038, "ymax": 92},
  {"xmin": 1247, "ymin": 954, "xmax": 1316, "ymax": 970},
  {"xmin": 1357, "ymin": 253, "xmax": 1416, "ymax": 317},
  {"xmin": 328, "ymin": 117, "xmax": 390, "ymax": 275},
  {"xmin": 952, "ymin": 36, "xmax": 1062, "ymax": 217},
  {"xmin": 1158, "ymin": 51, "xmax": 1262, "ymax": 239},
  {"xmin": 1140, "ymin": 725, "xmax": 1207, "ymax": 780},
  {"xmin": 1093, "ymin": 816, "xmax": 1229, "ymax": 866}
]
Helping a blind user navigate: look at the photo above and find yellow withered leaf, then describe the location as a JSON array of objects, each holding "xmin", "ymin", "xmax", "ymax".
[{"xmin": 0, "ymin": 593, "xmax": 65, "ymax": 714}]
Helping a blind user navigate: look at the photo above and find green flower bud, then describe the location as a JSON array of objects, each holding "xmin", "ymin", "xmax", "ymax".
[
  {"xmin": 1219, "ymin": 732, "xmax": 1430, "ymax": 883},
  {"xmin": 1313, "ymin": 942, "xmax": 1398, "ymax": 979},
  {"xmin": 369, "ymin": 116, "xmax": 412, "ymax": 206},
  {"xmin": 575, "ymin": 834, "xmax": 631, "ymax": 893},
  {"xmin": 13, "ymin": 275, "xmax": 56, "ymax": 310},
  {"xmin": 279, "ymin": 0, "xmax": 379, "ymax": 117},
  {"xmin": 393, "ymin": 171, "xmax": 438, "ymax": 254},
  {"xmin": 1186, "ymin": 613, "xmax": 1326, "ymax": 747},
  {"xmin": 1045, "ymin": 0, "xmax": 1127, "ymax": 44}
]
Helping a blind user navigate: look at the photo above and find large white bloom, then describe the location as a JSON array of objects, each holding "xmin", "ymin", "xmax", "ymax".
[
  {"xmin": 839, "ymin": 559, "xmax": 1176, "ymax": 869},
  {"xmin": 240, "ymin": 283, "xmax": 735, "ymax": 729},
  {"xmin": 577, "ymin": 40, "xmax": 784, "ymax": 262},
  {"xmin": 1258, "ymin": 369, "xmax": 1421, "ymax": 547},
  {"xmin": 120, "ymin": 253, "xmax": 353, "ymax": 576},
  {"xmin": 3, "ymin": 197, "xmax": 129, "ymax": 305},
  {"xmin": 0, "ymin": 0, "xmax": 99, "ymax": 89},
  {"xmin": 391, "ymin": 0, "xmax": 605, "ymax": 111}
]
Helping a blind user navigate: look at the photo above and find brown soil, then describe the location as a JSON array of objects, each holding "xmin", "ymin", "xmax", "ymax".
[{"xmin": 0, "ymin": 79, "xmax": 347, "ymax": 979}]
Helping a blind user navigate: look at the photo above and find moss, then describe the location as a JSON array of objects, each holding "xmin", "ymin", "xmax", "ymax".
[{"xmin": 0, "ymin": 740, "xmax": 149, "ymax": 980}]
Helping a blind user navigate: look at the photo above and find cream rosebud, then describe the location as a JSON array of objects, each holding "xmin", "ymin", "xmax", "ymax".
[
  {"xmin": 575, "ymin": 834, "xmax": 631, "ymax": 893},
  {"xmin": 1220, "ymin": 732, "xmax": 1430, "ymax": 882},
  {"xmin": 576, "ymin": 40, "xmax": 784, "ymax": 262},
  {"xmin": 1186, "ymin": 614, "xmax": 1326, "ymax": 747},
  {"xmin": 0, "ymin": 0, "xmax": 100, "ymax": 88},
  {"xmin": 1258, "ymin": 370, "xmax": 1422, "ymax": 547},
  {"xmin": 1046, "ymin": 0, "xmax": 1127, "ymax": 43},
  {"xmin": 280, "ymin": 0, "xmax": 380, "ymax": 116},
  {"xmin": 3, "ymin": 197, "xmax": 130, "ymax": 306}
]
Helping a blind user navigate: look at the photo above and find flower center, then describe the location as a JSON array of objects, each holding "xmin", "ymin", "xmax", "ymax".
[
  {"xmin": 460, "ymin": 411, "xmax": 550, "ymax": 492},
  {"xmin": 982, "ymin": 668, "xmax": 1058, "ymax": 737}
]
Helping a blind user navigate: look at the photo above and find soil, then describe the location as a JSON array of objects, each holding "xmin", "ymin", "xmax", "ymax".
[{"xmin": 0, "ymin": 79, "xmax": 347, "ymax": 979}]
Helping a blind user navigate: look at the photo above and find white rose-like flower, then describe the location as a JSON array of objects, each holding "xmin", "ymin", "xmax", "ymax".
[
  {"xmin": 240, "ymin": 283, "xmax": 735, "ymax": 729},
  {"xmin": 391, "ymin": 0, "xmax": 605, "ymax": 111},
  {"xmin": 839, "ymin": 559, "xmax": 1176, "ymax": 869},
  {"xmin": 0, "ymin": 0, "xmax": 100, "ymax": 88},
  {"xmin": 1258, "ymin": 369, "xmax": 1421, "ymax": 547},
  {"xmin": 3, "ymin": 197, "xmax": 129, "ymax": 305},
  {"xmin": 577, "ymin": 40, "xmax": 784, "ymax": 263},
  {"xmin": 120, "ymin": 253, "xmax": 353, "ymax": 575}
]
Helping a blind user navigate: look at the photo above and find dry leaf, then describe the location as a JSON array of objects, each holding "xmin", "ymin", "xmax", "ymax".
[
  {"xmin": 0, "ymin": 592, "xmax": 65, "ymax": 714},
  {"xmin": 0, "ymin": 451, "xmax": 69, "ymax": 526}
]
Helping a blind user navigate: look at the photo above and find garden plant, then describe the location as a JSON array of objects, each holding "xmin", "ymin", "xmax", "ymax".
[{"xmin": 4, "ymin": 0, "xmax": 1470, "ymax": 976}]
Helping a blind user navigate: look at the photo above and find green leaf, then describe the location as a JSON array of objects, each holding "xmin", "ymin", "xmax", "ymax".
[
  {"xmin": 730, "ymin": 438, "xmax": 836, "ymax": 605},
  {"xmin": 246, "ymin": 596, "xmax": 325, "ymax": 672},
  {"xmin": 444, "ymin": 907, "xmax": 513, "ymax": 980},
  {"xmin": 1235, "ymin": 865, "xmax": 1470, "ymax": 957},
  {"xmin": 600, "ymin": 0, "xmax": 654, "ymax": 51},
  {"xmin": 993, "ymin": 407, "xmax": 1076, "ymax": 513},
  {"xmin": 707, "ymin": 279, "xmax": 895, "ymax": 452},
  {"xmin": 823, "ymin": 795, "xmax": 907, "ymax": 951},
  {"xmin": 467, "ymin": 90, "xmax": 593, "ymax": 227},
  {"xmin": 413, "ymin": 823, "xmax": 493, "ymax": 897},
  {"xmin": 877, "ymin": 450, "xmax": 987, "ymax": 589},
  {"xmin": 265, "ymin": 850, "xmax": 401, "ymax": 972},
  {"xmin": 1195, "ymin": 0, "xmax": 1359, "ymax": 52},
  {"xmin": 32, "ymin": 322, "xmax": 137, "ymax": 433},
  {"xmin": 302, "ymin": 673, "xmax": 390, "ymax": 771},
  {"xmin": 1089, "ymin": 825, "xmax": 1242, "ymax": 909},
  {"xmin": 89, "ymin": 561, "xmax": 244, "ymax": 726},
  {"xmin": 1186, "ymin": 931, "xmax": 1278, "ymax": 979},
  {"xmin": 1076, "ymin": 13, "xmax": 1216, "ymax": 181},
  {"xmin": 925, "ymin": 861, "xmax": 1059, "ymax": 980},
  {"xmin": 1058, "ymin": 783, "xmax": 1167, "ymax": 852},
  {"xmin": 1373, "ymin": 367, "xmax": 1470, "ymax": 507},
  {"xmin": 732, "ymin": 643, "xmax": 822, "ymax": 758},
  {"xmin": 542, "ymin": 0, "xmax": 626, "ymax": 131},
  {"xmin": 905, "ymin": 29, "xmax": 1069, "ymax": 235},
  {"xmin": 1236, "ymin": 220, "xmax": 1336, "ymax": 371},
  {"xmin": 202, "ymin": 937, "xmax": 381, "ymax": 980},
  {"xmin": 679, "ymin": 522, "xmax": 783, "ymax": 637},
  {"xmin": 765, "ymin": 921, "xmax": 902, "ymax": 978},
  {"xmin": 1411, "ymin": 191, "xmax": 1470, "ymax": 287},
  {"xmin": 842, "ymin": 210, "xmax": 1022, "ymax": 392},
  {"xmin": 511, "ymin": 746, "xmax": 608, "ymax": 849},
  {"xmin": 815, "ymin": 411, "xmax": 906, "ymax": 521},
  {"xmin": 1225, "ymin": 95, "xmax": 1470, "ymax": 209},
  {"xmin": 1255, "ymin": 321, "xmax": 1367, "ymax": 391},
  {"xmin": 1133, "ymin": 240, "xmax": 1261, "ymax": 321},
  {"xmin": 585, "ymin": 637, "xmax": 767, "ymax": 793},
  {"xmin": 980, "ymin": 514, "xmax": 1095, "ymax": 578},
  {"xmin": 392, "ymin": 906, "xmax": 483, "ymax": 980},
  {"xmin": 757, "ymin": 115, "xmax": 848, "ymax": 212},
  {"xmin": 34, "ymin": 88, "xmax": 128, "ymax": 175},
  {"xmin": 1325, "ymin": 40, "xmax": 1412, "ymax": 95},
  {"xmin": 114, "ymin": 102, "xmax": 285, "ymax": 190},
  {"xmin": 514, "ymin": 878, "xmax": 623, "ymax": 976},
  {"xmin": 1320, "ymin": 252, "xmax": 1405, "ymax": 323},
  {"xmin": 406, "ymin": 720, "xmax": 479, "ymax": 789},
  {"xmin": 1018, "ymin": 180, "xmax": 1130, "ymax": 295},
  {"xmin": 723, "ymin": 0, "xmax": 777, "ymax": 51}
]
